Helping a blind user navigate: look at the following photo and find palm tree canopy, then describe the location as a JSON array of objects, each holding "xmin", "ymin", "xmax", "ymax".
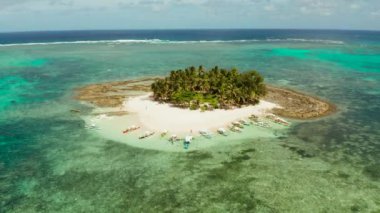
[{"xmin": 151, "ymin": 66, "xmax": 266, "ymax": 110}]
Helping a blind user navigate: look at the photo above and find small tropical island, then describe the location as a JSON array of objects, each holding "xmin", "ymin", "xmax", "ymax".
[
  {"xmin": 151, "ymin": 66, "xmax": 266, "ymax": 110},
  {"xmin": 74, "ymin": 66, "xmax": 336, "ymax": 151}
]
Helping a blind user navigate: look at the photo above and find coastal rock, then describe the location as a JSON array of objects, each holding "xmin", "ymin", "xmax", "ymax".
[
  {"xmin": 264, "ymin": 86, "xmax": 336, "ymax": 119},
  {"xmin": 75, "ymin": 78, "xmax": 156, "ymax": 108}
]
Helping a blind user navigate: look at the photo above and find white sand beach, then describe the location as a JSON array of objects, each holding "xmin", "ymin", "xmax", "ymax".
[
  {"xmin": 83, "ymin": 93, "xmax": 285, "ymax": 151},
  {"xmin": 122, "ymin": 93, "xmax": 279, "ymax": 134}
]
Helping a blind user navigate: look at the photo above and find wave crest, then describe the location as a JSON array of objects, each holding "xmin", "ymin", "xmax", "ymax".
[{"xmin": 0, "ymin": 38, "xmax": 344, "ymax": 47}]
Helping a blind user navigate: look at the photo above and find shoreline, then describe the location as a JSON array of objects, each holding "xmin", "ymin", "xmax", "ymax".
[
  {"xmin": 82, "ymin": 99, "xmax": 285, "ymax": 151},
  {"xmin": 74, "ymin": 77, "xmax": 336, "ymax": 151},
  {"xmin": 122, "ymin": 93, "xmax": 278, "ymax": 134},
  {"xmin": 75, "ymin": 77, "xmax": 336, "ymax": 120}
]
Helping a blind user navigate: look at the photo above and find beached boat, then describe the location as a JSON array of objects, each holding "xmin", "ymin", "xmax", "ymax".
[
  {"xmin": 230, "ymin": 126, "xmax": 241, "ymax": 132},
  {"xmin": 249, "ymin": 114, "xmax": 259, "ymax": 120},
  {"xmin": 234, "ymin": 126, "xmax": 242, "ymax": 132},
  {"xmin": 232, "ymin": 121, "xmax": 244, "ymax": 128},
  {"xmin": 239, "ymin": 119, "xmax": 250, "ymax": 126},
  {"xmin": 123, "ymin": 125, "xmax": 140, "ymax": 134},
  {"xmin": 160, "ymin": 130, "xmax": 168, "ymax": 137},
  {"xmin": 139, "ymin": 131, "xmax": 155, "ymax": 139},
  {"xmin": 199, "ymin": 129, "xmax": 212, "ymax": 139},
  {"xmin": 217, "ymin": 128, "xmax": 228, "ymax": 136},
  {"xmin": 265, "ymin": 114, "xmax": 290, "ymax": 126}
]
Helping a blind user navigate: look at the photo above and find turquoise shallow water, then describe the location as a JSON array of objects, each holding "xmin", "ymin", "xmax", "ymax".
[{"xmin": 0, "ymin": 33, "xmax": 380, "ymax": 212}]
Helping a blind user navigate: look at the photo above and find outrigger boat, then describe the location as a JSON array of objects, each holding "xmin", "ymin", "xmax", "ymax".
[
  {"xmin": 217, "ymin": 128, "xmax": 228, "ymax": 136},
  {"xmin": 184, "ymin": 135, "xmax": 193, "ymax": 149},
  {"xmin": 230, "ymin": 126, "xmax": 242, "ymax": 132},
  {"xmin": 234, "ymin": 126, "xmax": 242, "ymax": 132},
  {"xmin": 232, "ymin": 121, "xmax": 244, "ymax": 128},
  {"xmin": 199, "ymin": 129, "xmax": 212, "ymax": 139},
  {"xmin": 239, "ymin": 119, "xmax": 250, "ymax": 126},
  {"xmin": 265, "ymin": 114, "xmax": 290, "ymax": 126},
  {"xmin": 123, "ymin": 125, "xmax": 140, "ymax": 134},
  {"xmin": 139, "ymin": 131, "xmax": 155, "ymax": 139},
  {"xmin": 161, "ymin": 130, "xmax": 168, "ymax": 137},
  {"xmin": 249, "ymin": 114, "xmax": 259, "ymax": 121},
  {"xmin": 169, "ymin": 134, "xmax": 178, "ymax": 143}
]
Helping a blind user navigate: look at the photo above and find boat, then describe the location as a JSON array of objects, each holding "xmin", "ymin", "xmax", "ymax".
[
  {"xmin": 70, "ymin": 109, "xmax": 81, "ymax": 113},
  {"xmin": 199, "ymin": 129, "xmax": 212, "ymax": 139},
  {"xmin": 249, "ymin": 114, "xmax": 259, "ymax": 121},
  {"xmin": 239, "ymin": 119, "xmax": 250, "ymax": 126},
  {"xmin": 85, "ymin": 123, "xmax": 98, "ymax": 130},
  {"xmin": 139, "ymin": 131, "xmax": 155, "ymax": 139},
  {"xmin": 266, "ymin": 114, "xmax": 290, "ymax": 126},
  {"xmin": 160, "ymin": 130, "xmax": 168, "ymax": 137},
  {"xmin": 217, "ymin": 128, "xmax": 228, "ymax": 136},
  {"xmin": 232, "ymin": 121, "xmax": 244, "ymax": 128},
  {"xmin": 123, "ymin": 125, "xmax": 140, "ymax": 134},
  {"xmin": 184, "ymin": 135, "xmax": 193, "ymax": 149},
  {"xmin": 169, "ymin": 134, "xmax": 177, "ymax": 143}
]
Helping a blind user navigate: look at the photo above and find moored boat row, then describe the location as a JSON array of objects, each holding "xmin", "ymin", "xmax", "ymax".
[
  {"xmin": 139, "ymin": 131, "xmax": 155, "ymax": 139},
  {"xmin": 123, "ymin": 125, "xmax": 140, "ymax": 134},
  {"xmin": 89, "ymin": 113, "xmax": 290, "ymax": 150}
]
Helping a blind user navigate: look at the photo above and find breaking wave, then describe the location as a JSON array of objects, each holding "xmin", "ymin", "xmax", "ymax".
[{"xmin": 0, "ymin": 38, "xmax": 344, "ymax": 47}]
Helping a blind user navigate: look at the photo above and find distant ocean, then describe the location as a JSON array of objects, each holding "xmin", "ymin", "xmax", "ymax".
[
  {"xmin": 0, "ymin": 29, "xmax": 379, "ymax": 212},
  {"xmin": 1, "ymin": 29, "xmax": 379, "ymax": 45}
]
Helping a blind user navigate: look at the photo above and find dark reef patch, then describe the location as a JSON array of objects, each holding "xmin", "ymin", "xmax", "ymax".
[
  {"xmin": 186, "ymin": 151, "xmax": 213, "ymax": 161},
  {"xmin": 363, "ymin": 163, "xmax": 380, "ymax": 180},
  {"xmin": 281, "ymin": 144, "xmax": 316, "ymax": 158},
  {"xmin": 240, "ymin": 148, "xmax": 256, "ymax": 155}
]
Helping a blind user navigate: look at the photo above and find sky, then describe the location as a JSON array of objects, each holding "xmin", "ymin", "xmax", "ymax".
[{"xmin": 1, "ymin": 0, "xmax": 380, "ymax": 32}]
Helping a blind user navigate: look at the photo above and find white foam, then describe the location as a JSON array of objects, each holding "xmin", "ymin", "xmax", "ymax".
[{"xmin": 0, "ymin": 38, "xmax": 344, "ymax": 47}]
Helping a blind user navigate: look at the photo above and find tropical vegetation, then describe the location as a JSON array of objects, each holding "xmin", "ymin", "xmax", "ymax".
[{"xmin": 151, "ymin": 66, "xmax": 266, "ymax": 110}]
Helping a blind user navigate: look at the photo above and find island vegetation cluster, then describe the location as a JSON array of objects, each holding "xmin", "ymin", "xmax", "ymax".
[{"xmin": 151, "ymin": 66, "xmax": 267, "ymax": 110}]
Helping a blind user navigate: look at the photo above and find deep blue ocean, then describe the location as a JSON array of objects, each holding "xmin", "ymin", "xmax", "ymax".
[
  {"xmin": 0, "ymin": 30, "xmax": 379, "ymax": 212},
  {"xmin": 1, "ymin": 29, "xmax": 380, "ymax": 45}
]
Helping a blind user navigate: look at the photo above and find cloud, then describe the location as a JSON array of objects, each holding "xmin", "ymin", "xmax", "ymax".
[
  {"xmin": 296, "ymin": 0, "xmax": 336, "ymax": 16},
  {"xmin": 1, "ymin": 0, "xmax": 377, "ymax": 13},
  {"xmin": 1, "ymin": 0, "xmax": 379, "ymax": 31}
]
